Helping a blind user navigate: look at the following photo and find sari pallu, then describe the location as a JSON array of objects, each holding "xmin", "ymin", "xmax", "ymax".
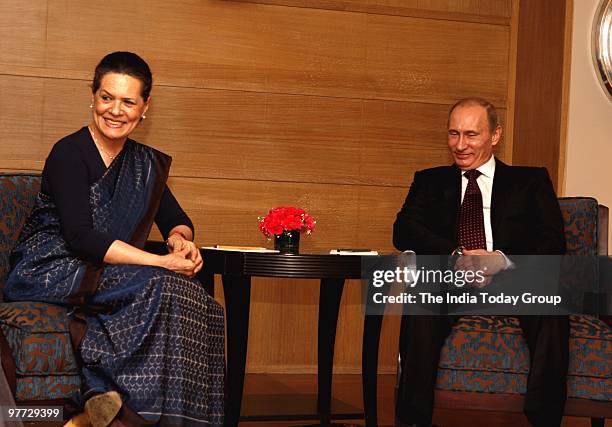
[{"xmin": 5, "ymin": 140, "xmax": 225, "ymax": 426}]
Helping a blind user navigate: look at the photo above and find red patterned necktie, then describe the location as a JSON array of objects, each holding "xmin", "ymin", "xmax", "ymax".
[{"xmin": 457, "ymin": 169, "xmax": 486, "ymax": 250}]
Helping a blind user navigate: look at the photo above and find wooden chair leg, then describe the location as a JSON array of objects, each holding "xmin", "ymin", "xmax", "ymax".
[{"xmin": 591, "ymin": 417, "xmax": 604, "ymax": 427}]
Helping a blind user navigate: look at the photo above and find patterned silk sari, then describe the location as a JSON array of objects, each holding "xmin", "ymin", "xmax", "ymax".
[{"xmin": 5, "ymin": 140, "xmax": 224, "ymax": 426}]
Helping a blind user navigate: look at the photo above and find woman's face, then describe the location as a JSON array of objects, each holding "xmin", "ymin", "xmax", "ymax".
[{"xmin": 91, "ymin": 72, "xmax": 150, "ymax": 143}]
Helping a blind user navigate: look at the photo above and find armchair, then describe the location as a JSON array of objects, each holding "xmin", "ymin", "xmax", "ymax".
[
  {"xmin": 390, "ymin": 197, "xmax": 611, "ymax": 426},
  {"xmin": 0, "ymin": 173, "xmax": 212, "ymax": 409},
  {"xmin": 0, "ymin": 173, "xmax": 77, "ymax": 403}
]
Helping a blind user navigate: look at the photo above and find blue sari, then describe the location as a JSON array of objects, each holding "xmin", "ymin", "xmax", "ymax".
[{"xmin": 5, "ymin": 140, "xmax": 224, "ymax": 426}]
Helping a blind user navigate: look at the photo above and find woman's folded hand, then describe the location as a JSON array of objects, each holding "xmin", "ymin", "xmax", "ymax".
[
  {"xmin": 168, "ymin": 235, "xmax": 199, "ymax": 261},
  {"xmin": 161, "ymin": 247, "xmax": 198, "ymax": 277},
  {"xmin": 104, "ymin": 239, "xmax": 203, "ymax": 277}
]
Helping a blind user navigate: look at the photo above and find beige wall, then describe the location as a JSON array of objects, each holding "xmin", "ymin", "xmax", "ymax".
[{"xmin": 564, "ymin": 0, "xmax": 612, "ymax": 248}]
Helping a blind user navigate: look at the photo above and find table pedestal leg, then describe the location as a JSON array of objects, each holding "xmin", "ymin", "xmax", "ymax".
[
  {"xmin": 317, "ymin": 278, "xmax": 345, "ymax": 426},
  {"xmin": 222, "ymin": 275, "xmax": 252, "ymax": 427},
  {"xmin": 362, "ymin": 314, "xmax": 384, "ymax": 427},
  {"xmin": 198, "ymin": 270, "xmax": 215, "ymax": 298}
]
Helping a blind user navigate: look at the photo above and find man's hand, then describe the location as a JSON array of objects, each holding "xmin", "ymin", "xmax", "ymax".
[{"xmin": 454, "ymin": 249, "xmax": 506, "ymax": 288}]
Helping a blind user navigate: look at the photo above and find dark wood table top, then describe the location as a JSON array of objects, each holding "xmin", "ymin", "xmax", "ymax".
[{"xmin": 201, "ymin": 248, "xmax": 364, "ymax": 279}]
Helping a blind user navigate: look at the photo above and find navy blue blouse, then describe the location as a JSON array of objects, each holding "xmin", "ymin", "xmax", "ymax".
[{"xmin": 41, "ymin": 127, "xmax": 194, "ymax": 262}]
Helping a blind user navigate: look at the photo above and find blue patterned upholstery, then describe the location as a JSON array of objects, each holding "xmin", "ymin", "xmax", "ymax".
[
  {"xmin": 0, "ymin": 174, "xmax": 40, "ymax": 291},
  {"xmin": 436, "ymin": 197, "xmax": 612, "ymax": 404},
  {"xmin": 0, "ymin": 173, "xmax": 79, "ymax": 401},
  {"xmin": 437, "ymin": 315, "xmax": 611, "ymax": 401}
]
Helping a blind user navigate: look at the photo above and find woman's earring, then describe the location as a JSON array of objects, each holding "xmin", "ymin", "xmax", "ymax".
[
  {"xmin": 141, "ymin": 115, "xmax": 146, "ymax": 120},
  {"xmin": 89, "ymin": 104, "xmax": 93, "ymax": 109}
]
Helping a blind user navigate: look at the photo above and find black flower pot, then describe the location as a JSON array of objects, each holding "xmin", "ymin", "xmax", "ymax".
[{"xmin": 274, "ymin": 230, "xmax": 300, "ymax": 254}]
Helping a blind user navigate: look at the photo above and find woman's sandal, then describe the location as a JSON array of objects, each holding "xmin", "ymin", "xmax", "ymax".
[
  {"xmin": 64, "ymin": 391, "xmax": 122, "ymax": 427},
  {"xmin": 86, "ymin": 391, "xmax": 122, "ymax": 427}
]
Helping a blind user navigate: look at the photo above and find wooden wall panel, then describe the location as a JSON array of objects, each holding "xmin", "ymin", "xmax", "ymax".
[
  {"xmin": 0, "ymin": 1, "xmax": 47, "ymax": 68},
  {"xmin": 159, "ymin": 177, "xmax": 406, "ymax": 251},
  {"xmin": 359, "ymin": 15, "xmax": 509, "ymax": 105},
  {"xmin": 231, "ymin": 0, "xmax": 511, "ymax": 22},
  {"xmin": 474, "ymin": 0, "xmax": 512, "ymax": 17},
  {"xmin": 0, "ymin": 0, "xmax": 519, "ymax": 374},
  {"xmin": 414, "ymin": 0, "xmax": 510, "ymax": 16},
  {"xmin": 0, "ymin": 76, "xmax": 509, "ymax": 187},
  {"xmin": 0, "ymin": 75, "xmax": 91, "ymax": 170},
  {"xmin": 512, "ymin": 0, "xmax": 568, "ymax": 189},
  {"xmin": 12, "ymin": 0, "xmax": 512, "ymax": 105},
  {"xmin": 0, "ymin": 75, "xmax": 45, "ymax": 168},
  {"xmin": 215, "ymin": 276, "xmax": 401, "ymax": 373}
]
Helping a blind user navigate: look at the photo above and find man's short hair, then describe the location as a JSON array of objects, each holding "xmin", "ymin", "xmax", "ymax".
[{"xmin": 448, "ymin": 97, "xmax": 499, "ymax": 132}]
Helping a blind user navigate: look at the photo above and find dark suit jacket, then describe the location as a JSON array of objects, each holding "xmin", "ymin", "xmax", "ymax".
[{"xmin": 393, "ymin": 159, "xmax": 566, "ymax": 256}]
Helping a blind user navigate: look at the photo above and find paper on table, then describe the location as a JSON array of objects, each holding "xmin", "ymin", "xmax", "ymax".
[
  {"xmin": 201, "ymin": 245, "xmax": 279, "ymax": 253},
  {"xmin": 329, "ymin": 249, "xmax": 379, "ymax": 256}
]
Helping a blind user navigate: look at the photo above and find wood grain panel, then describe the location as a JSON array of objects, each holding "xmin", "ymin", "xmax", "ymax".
[
  {"xmin": 416, "ymin": 0, "xmax": 510, "ymax": 17},
  {"xmin": 0, "ymin": 1, "xmax": 47, "ymax": 67},
  {"xmin": 243, "ymin": 278, "xmax": 401, "ymax": 373},
  {"xmin": 0, "ymin": 75, "xmax": 91, "ymax": 171},
  {"xmin": 0, "ymin": 75, "xmax": 45, "ymax": 166},
  {"xmin": 230, "ymin": 0, "xmax": 511, "ymax": 23},
  {"xmin": 38, "ymin": 0, "xmax": 510, "ymax": 104},
  {"xmin": 363, "ymin": 14, "xmax": 509, "ymax": 106},
  {"xmin": 500, "ymin": 0, "xmax": 519, "ymax": 163},
  {"xmin": 159, "ymin": 177, "xmax": 406, "ymax": 252},
  {"xmin": 472, "ymin": 0, "xmax": 512, "ymax": 17},
  {"xmin": 512, "ymin": 0, "xmax": 568, "ymax": 189},
  {"xmin": 0, "ymin": 76, "xmax": 509, "ymax": 187},
  {"xmin": 239, "ymin": 277, "xmax": 322, "ymax": 372},
  {"xmin": 144, "ymin": 90, "xmax": 464, "ymax": 186},
  {"xmin": 384, "ymin": 0, "xmax": 511, "ymax": 18}
]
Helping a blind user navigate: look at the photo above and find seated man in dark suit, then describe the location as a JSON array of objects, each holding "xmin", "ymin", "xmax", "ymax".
[{"xmin": 393, "ymin": 97, "xmax": 567, "ymax": 427}]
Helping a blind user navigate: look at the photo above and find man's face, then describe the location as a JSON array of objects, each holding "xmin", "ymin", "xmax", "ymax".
[{"xmin": 447, "ymin": 104, "xmax": 501, "ymax": 170}]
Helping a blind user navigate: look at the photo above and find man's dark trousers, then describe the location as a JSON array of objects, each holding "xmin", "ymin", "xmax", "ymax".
[{"xmin": 395, "ymin": 314, "xmax": 569, "ymax": 426}]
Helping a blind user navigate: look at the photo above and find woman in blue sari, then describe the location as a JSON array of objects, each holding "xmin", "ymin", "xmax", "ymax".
[{"xmin": 5, "ymin": 52, "xmax": 224, "ymax": 426}]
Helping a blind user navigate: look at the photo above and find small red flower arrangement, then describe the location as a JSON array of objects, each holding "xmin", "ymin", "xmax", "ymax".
[{"xmin": 258, "ymin": 206, "xmax": 316, "ymax": 238}]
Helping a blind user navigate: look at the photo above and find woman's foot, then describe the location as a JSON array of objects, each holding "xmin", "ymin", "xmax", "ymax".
[{"xmin": 85, "ymin": 391, "xmax": 122, "ymax": 427}]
